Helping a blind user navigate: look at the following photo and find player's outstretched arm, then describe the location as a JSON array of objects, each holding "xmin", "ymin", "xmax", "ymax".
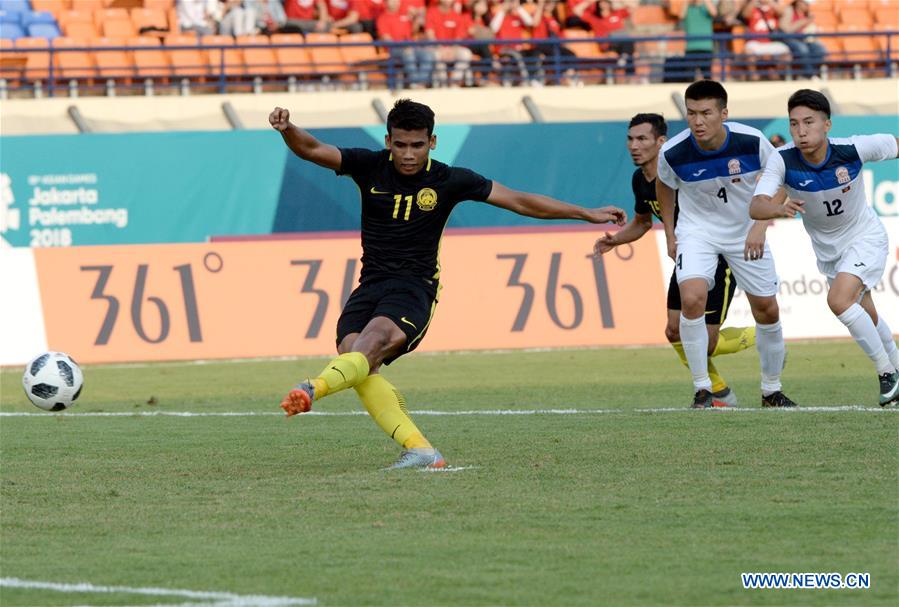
[
  {"xmin": 269, "ymin": 107, "xmax": 341, "ymax": 171},
  {"xmin": 655, "ymin": 178, "xmax": 677, "ymax": 260},
  {"xmin": 593, "ymin": 212, "xmax": 653, "ymax": 257},
  {"xmin": 750, "ymin": 191, "xmax": 804, "ymax": 220},
  {"xmin": 485, "ymin": 181, "xmax": 626, "ymax": 225}
]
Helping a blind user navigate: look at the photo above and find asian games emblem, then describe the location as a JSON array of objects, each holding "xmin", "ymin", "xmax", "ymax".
[
  {"xmin": 835, "ymin": 166, "xmax": 850, "ymax": 184},
  {"xmin": 727, "ymin": 159, "xmax": 741, "ymax": 175},
  {"xmin": 416, "ymin": 188, "xmax": 438, "ymax": 211}
]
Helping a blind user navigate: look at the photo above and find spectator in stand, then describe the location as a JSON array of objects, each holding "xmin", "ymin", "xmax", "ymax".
[
  {"xmin": 425, "ymin": 0, "xmax": 474, "ymax": 86},
  {"xmin": 489, "ymin": 0, "xmax": 534, "ymax": 85},
  {"xmin": 676, "ymin": 0, "xmax": 716, "ymax": 80},
  {"xmin": 594, "ymin": 0, "xmax": 635, "ymax": 75},
  {"xmin": 769, "ymin": 132, "xmax": 786, "ymax": 147},
  {"xmin": 377, "ymin": 0, "xmax": 435, "ymax": 87},
  {"xmin": 219, "ymin": 0, "xmax": 257, "ymax": 36},
  {"xmin": 177, "ymin": 0, "xmax": 220, "ymax": 35},
  {"xmin": 283, "ymin": 0, "xmax": 330, "ymax": 33},
  {"xmin": 248, "ymin": 0, "xmax": 288, "ymax": 34},
  {"xmin": 328, "ymin": 0, "xmax": 384, "ymax": 36},
  {"xmin": 462, "ymin": 0, "xmax": 503, "ymax": 85},
  {"xmin": 325, "ymin": 0, "xmax": 365, "ymax": 32},
  {"xmin": 526, "ymin": 0, "xmax": 578, "ymax": 84},
  {"xmin": 779, "ymin": 0, "xmax": 825, "ymax": 80},
  {"xmin": 565, "ymin": 0, "xmax": 599, "ymax": 30},
  {"xmin": 741, "ymin": 0, "xmax": 791, "ymax": 80}
]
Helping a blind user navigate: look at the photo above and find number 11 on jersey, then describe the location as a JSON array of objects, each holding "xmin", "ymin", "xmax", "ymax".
[{"xmin": 393, "ymin": 194, "xmax": 413, "ymax": 220}]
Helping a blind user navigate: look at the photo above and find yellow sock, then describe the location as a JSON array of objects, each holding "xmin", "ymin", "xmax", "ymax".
[
  {"xmin": 711, "ymin": 326, "xmax": 756, "ymax": 357},
  {"xmin": 310, "ymin": 352, "xmax": 370, "ymax": 400},
  {"xmin": 354, "ymin": 375, "xmax": 432, "ymax": 449},
  {"xmin": 672, "ymin": 342, "xmax": 728, "ymax": 393}
]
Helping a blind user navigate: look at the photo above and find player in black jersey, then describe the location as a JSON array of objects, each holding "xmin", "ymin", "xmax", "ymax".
[
  {"xmin": 270, "ymin": 99, "xmax": 626, "ymax": 469},
  {"xmin": 592, "ymin": 113, "xmax": 755, "ymax": 407}
]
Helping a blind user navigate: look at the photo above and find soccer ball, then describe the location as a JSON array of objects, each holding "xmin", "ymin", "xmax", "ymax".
[{"xmin": 22, "ymin": 352, "xmax": 84, "ymax": 412}]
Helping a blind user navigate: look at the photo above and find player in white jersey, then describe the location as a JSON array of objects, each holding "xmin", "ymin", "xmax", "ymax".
[
  {"xmin": 657, "ymin": 80, "xmax": 797, "ymax": 409},
  {"xmin": 751, "ymin": 89, "xmax": 899, "ymax": 406}
]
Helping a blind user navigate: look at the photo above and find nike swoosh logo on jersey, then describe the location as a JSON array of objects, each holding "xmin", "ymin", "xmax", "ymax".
[
  {"xmin": 370, "ymin": 187, "xmax": 389, "ymax": 195},
  {"xmin": 692, "ymin": 169, "xmax": 707, "ymax": 177},
  {"xmin": 799, "ymin": 179, "xmax": 813, "ymax": 186},
  {"xmin": 400, "ymin": 316, "xmax": 418, "ymax": 330}
]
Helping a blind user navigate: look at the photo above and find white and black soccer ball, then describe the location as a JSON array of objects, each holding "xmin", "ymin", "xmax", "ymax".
[{"xmin": 22, "ymin": 352, "xmax": 84, "ymax": 412}]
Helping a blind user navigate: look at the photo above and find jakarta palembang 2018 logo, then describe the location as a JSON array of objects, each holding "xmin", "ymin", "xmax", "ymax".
[{"xmin": 0, "ymin": 173, "xmax": 21, "ymax": 248}]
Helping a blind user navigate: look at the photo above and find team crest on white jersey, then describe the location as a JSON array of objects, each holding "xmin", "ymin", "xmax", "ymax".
[
  {"xmin": 727, "ymin": 159, "xmax": 741, "ymax": 175},
  {"xmin": 835, "ymin": 166, "xmax": 850, "ymax": 184}
]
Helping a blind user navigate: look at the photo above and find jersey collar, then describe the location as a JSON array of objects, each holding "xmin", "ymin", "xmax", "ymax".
[{"xmin": 689, "ymin": 124, "xmax": 731, "ymax": 156}]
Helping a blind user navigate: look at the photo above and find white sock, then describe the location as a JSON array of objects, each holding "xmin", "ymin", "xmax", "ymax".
[
  {"xmin": 680, "ymin": 314, "xmax": 711, "ymax": 391},
  {"xmin": 874, "ymin": 316, "xmax": 899, "ymax": 370},
  {"xmin": 757, "ymin": 321, "xmax": 785, "ymax": 395},
  {"xmin": 838, "ymin": 304, "xmax": 893, "ymax": 375}
]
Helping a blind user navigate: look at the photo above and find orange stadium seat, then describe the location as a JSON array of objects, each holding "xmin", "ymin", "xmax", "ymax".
[
  {"xmin": 62, "ymin": 19, "xmax": 100, "ymax": 39},
  {"xmin": 165, "ymin": 33, "xmax": 207, "ymax": 78},
  {"xmin": 0, "ymin": 39, "xmax": 25, "ymax": 81},
  {"xmin": 52, "ymin": 36, "xmax": 96, "ymax": 81},
  {"xmin": 14, "ymin": 37, "xmax": 51, "ymax": 81},
  {"xmin": 873, "ymin": 7, "xmax": 899, "ymax": 25},
  {"xmin": 631, "ymin": 5, "xmax": 673, "ymax": 28},
  {"xmin": 71, "ymin": 0, "xmax": 104, "ymax": 11},
  {"xmin": 339, "ymin": 32, "xmax": 386, "ymax": 84},
  {"xmin": 59, "ymin": 8, "xmax": 95, "ymax": 27},
  {"xmin": 873, "ymin": 23, "xmax": 899, "ymax": 59},
  {"xmin": 129, "ymin": 35, "xmax": 171, "ymax": 79},
  {"xmin": 270, "ymin": 33, "xmax": 314, "ymax": 77},
  {"xmin": 92, "ymin": 36, "xmax": 134, "ymax": 81},
  {"xmin": 200, "ymin": 34, "xmax": 245, "ymax": 77},
  {"xmin": 94, "ymin": 8, "xmax": 130, "ymax": 27},
  {"xmin": 101, "ymin": 18, "xmax": 136, "ymax": 38},
  {"xmin": 839, "ymin": 8, "xmax": 874, "ymax": 27},
  {"xmin": 842, "ymin": 24, "xmax": 883, "ymax": 62},
  {"xmin": 809, "ymin": 0, "xmax": 834, "ymax": 15},
  {"xmin": 130, "ymin": 8, "xmax": 168, "ymax": 34},
  {"xmin": 811, "ymin": 11, "xmax": 838, "ymax": 31},
  {"xmin": 305, "ymin": 32, "xmax": 347, "ymax": 76},
  {"xmin": 144, "ymin": 0, "xmax": 176, "ymax": 9},
  {"xmin": 236, "ymin": 34, "xmax": 280, "ymax": 77},
  {"xmin": 817, "ymin": 33, "xmax": 844, "ymax": 60},
  {"xmin": 30, "ymin": 0, "xmax": 67, "ymax": 19}
]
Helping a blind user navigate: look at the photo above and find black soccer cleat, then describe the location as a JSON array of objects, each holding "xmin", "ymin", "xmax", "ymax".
[
  {"xmin": 761, "ymin": 391, "xmax": 798, "ymax": 408},
  {"xmin": 691, "ymin": 389, "xmax": 714, "ymax": 409},
  {"xmin": 878, "ymin": 371, "xmax": 899, "ymax": 407}
]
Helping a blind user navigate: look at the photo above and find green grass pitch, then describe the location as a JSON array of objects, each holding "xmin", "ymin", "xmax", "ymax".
[{"xmin": 1, "ymin": 341, "xmax": 896, "ymax": 606}]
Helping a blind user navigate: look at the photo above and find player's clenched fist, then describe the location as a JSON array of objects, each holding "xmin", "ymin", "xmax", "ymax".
[{"xmin": 269, "ymin": 107, "xmax": 290, "ymax": 131}]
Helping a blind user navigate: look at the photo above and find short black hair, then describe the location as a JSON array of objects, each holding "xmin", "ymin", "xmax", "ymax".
[
  {"xmin": 387, "ymin": 99, "xmax": 435, "ymax": 137},
  {"xmin": 684, "ymin": 80, "xmax": 728, "ymax": 109},
  {"xmin": 629, "ymin": 113, "xmax": 667, "ymax": 138},
  {"xmin": 787, "ymin": 89, "xmax": 831, "ymax": 118}
]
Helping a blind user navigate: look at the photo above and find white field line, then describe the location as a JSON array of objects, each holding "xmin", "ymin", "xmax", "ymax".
[
  {"xmin": 0, "ymin": 577, "xmax": 315, "ymax": 607},
  {"xmin": 0, "ymin": 406, "xmax": 894, "ymax": 418}
]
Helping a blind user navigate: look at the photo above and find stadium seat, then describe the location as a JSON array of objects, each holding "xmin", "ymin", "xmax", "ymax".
[
  {"xmin": 0, "ymin": 38, "xmax": 26, "ymax": 81},
  {"xmin": 129, "ymin": 35, "xmax": 171, "ymax": 80},
  {"xmin": 63, "ymin": 19, "xmax": 99, "ymax": 39},
  {"xmin": 200, "ymin": 34, "xmax": 245, "ymax": 77},
  {"xmin": 130, "ymin": 7, "xmax": 168, "ymax": 35},
  {"xmin": 27, "ymin": 22, "xmax": 61, "ymax": 39},
  {"xmin": 305, "ymin": 32, "xmax": 347, "ymax": 76},
  {"xmin": 21, "ymin": 11, "xmax": 58, "ymax": 27},
  {"xmin": 14, "ymin": 36, "xmax": 51, "ymax": 80},
  {"xmin": 165, "ymin": 33, "xmax": 207, "ymax": 78},
  {"xmin": 92, "ymin": 36, "xmax": 134, "ymax": 82},
  {"xmin": 236, "ymin": 34, "xmax": 279, "ymax": 77},
  {"xmin": 102, "ymin": 18, "xmax": 136, "ymax": 39},
  {"xmin": 144, "ymin": 0, "xmax": 176, "ymax": 9},
  {"xmin": 811, "ymin": 11, "xmax": 838, "ymax": 31},
  {"xmin": 873, "ymin": 23, "xmax": 899, "ymax": 60},
  {"xmin": 94, "ymin": 8, "xmax": 130, "ymax": 27},
  {"xmin": 839, "ymin": 8, "xmax": 874, "ymax": 28},
  {"xmin": 873, "ymin": 7, "xmax": 898, "ymax": 25},
  {"xmin": 270, "ymin": 32, "xmax": 314, "ymax": 77},
  {"xmin": 71, "ymin": 0, "xmax": 105, "ymax": 12},
  {"xmin": 52, "ymin": 36, "xmax": 96, "ymax": 81},
  {"xmin": 339, "ymin": 32, "xmax": 386, "ymax": 83},
  {"xmin": 30, "ymin": 0, "xmax": 66, "ymax": 16},
  {"xmin": 1, "ymin": 0, "xmax": 30, "ymax": 14},
  {"xmin": 1, "ymin": 22, "xmax": 25, "ymax": 40},
  {"xmin": 631, "ymin": 5, "xmax": 673, "ymax": 29}
]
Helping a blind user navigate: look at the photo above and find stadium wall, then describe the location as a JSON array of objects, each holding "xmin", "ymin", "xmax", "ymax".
[
  {"xmin": 2, "ymin": 115, "xmax": 897, "ymax": 248},
  {"xmin": 2, "ymin": 219, "xmax": 897, "ymax": 366}
]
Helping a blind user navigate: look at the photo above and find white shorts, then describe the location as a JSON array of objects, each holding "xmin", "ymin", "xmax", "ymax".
[
  {"xmin": 817, "ymin": 231, "xmax": 888, "ymax": 291},
  {"xmin": 745, "ymin": 40, "xmax": 791, "ymax": 56},
  {"xmin": 676, "ymin": 237, "xmax": 779, "ymax": 297}
]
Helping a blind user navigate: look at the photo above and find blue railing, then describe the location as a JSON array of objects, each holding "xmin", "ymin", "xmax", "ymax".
[{"xmin": 0, "ymin": 29, "xmax": 895, "ymax": 97}]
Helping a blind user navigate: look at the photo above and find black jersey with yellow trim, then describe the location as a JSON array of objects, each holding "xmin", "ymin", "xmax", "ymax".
[
  {"xmin": 631, "ymin": 168, "xmax": 678, "ymax": 225},
  {"xmin": 337, "ymin": 148, "xmax": 493, "ymax": 284}
]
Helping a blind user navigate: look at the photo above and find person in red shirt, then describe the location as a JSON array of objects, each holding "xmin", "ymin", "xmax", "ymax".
[
  {"xmin": 489, "ymin": 0, "xmax": 533, "ymax": 84},
  {"xmin": 425, "ymin": 0, "xmax": 474, "ymax": 85},
  {"xmin": 741, "ymin": 0, "xmax": 790, "ymax": 79},
  {"xmin": 283, "ymin": 0, "xmax": 331, "ymax": 33},
  {"xmin": 526, "ymin": 0, "xmax": 577, "ymax": 84},
  {"xmin": 377, "ymin": 0, "xmax": 435, "ymax": 86}
]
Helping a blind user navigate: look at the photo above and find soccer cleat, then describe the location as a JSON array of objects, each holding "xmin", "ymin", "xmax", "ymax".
[
  {"xmin": 878, "ymin": 370, "xmax": 899, "ymax": 406},
  {"xmin": 280, "ymin": 381, "xmax": 314, "ymax": 416},
  {"xmin": 761, "ymin": 391, "xmax": 798, "ymax": 408},
  {"xmin": 385, "ymin": 448, "xmax": 447, "ymax": 470},
  {"xmin": 691, "ymin": 389, "xmax": 714, "ymax": 409},
  {"xmin": 710, "ymin": 387, "xmax": 737, "ymax": 407}
]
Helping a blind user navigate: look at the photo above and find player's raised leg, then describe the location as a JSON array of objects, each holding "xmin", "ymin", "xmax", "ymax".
[{"xmin": 830, "ymin": 273, "xmax": 899, "ymax": 406}]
